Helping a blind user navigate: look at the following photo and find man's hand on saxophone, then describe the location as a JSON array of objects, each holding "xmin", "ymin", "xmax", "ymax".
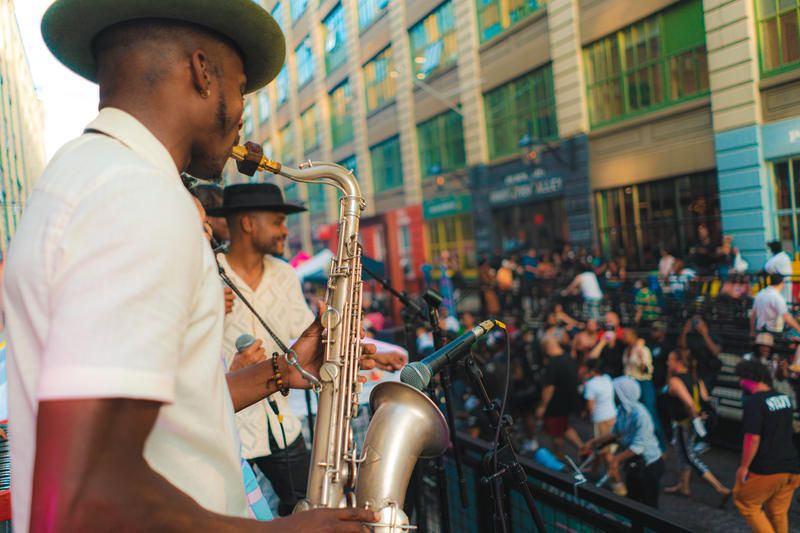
[{"xmin": 286, "ymin": 301, "xmax": 379, "ymax": 389}]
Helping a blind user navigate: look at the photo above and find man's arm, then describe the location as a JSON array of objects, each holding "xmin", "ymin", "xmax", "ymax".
[
  {"xmin": 535, "ymin": 385, "xmax": 554, "ymax": 419},
  {"xmin": 737, "ymin": 434, "xmax": 761, "ymax": 484},
  {"xmin": 783, "ymin": 312, "xmax": 800, "ymax": 332},
  {"xmin": 749, "ymin": 309, "xmax": 757, "ymax": 337},
  {"xmin": 31, "ymin": 399, "xmax": 377, "ymax": 532}
]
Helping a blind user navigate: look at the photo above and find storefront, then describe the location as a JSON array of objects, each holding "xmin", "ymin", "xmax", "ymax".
[
  {"xmin": 422, "ymin": 193, "xmax": 477, "ymax": 279},
  {"xmin": 594, "ymin": 171, "xmax": 721, "ymax": 269},
  {"xmin": 471, "ymin": 135, "xmax": 591, "ymax": 256}
]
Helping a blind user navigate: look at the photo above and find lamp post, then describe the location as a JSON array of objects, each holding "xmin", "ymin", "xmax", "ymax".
[{"xmin": 518, "ymin": 133, "xmax": 576, "ymax": 170}]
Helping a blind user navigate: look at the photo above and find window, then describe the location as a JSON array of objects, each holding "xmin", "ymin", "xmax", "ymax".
[
  {"xmin": 323, "ymin": 4, "xmax": 348, "ymax": 74},
  {"xmin": 417, "ymin": 110, "xmax": 465, "ymax": 176},
  {"xmin": 301, "ymin": 106, "xmax": 320, "ymax": 151},
  {"xmin": 370, "ymin": 136, "xmax": 403, "ymax": 193},
  {"xmin": 773, "ymin": 158, "xmax": 800, "ymax": 252},
  {"xmin": 307, "ymin": 183, "xmax": 327, "ymax": 214},
  {"xmin": 595, "ymin": 172, "xmax": 721, "ymax": 269},
  {"xmin": 338, "ymin": 154, "xmax": 358, "ymax": 177},
  {"xmin": 427, "ymin": 215, "xmax": 477, "ymax": 275},
  {"xmin": 756, "ymin": 0, "xmax": 800, "ymax": 76},
  {"xmin": 272, "ymin": 3, "xmax": 286, "ymax": 32},
  {"xmin": 257, "ymin": 90, "xmax": 270, "ymax": 123},
  {"xmin": 476, "ymin": 0, "xmax": 545, "ymax": 43},
  {"xmin": 243, "ymin": 102, "xmax": 254, "ymax": 137},
  {"xmin": 277, "ymin": 64, "xmax": 289, "ymax": 105},
  {"xmin": 363, "ymin": 47, "xmax": 396, "ymax": 112},
  {"xmin": 359, "ymin": 0, "xmax": 389, "ymax": 30},
  {"xmin": 291, "ymin": 0, "xmax": 308, "ymax": 22},
  {"xmin": 296, "ymin": 37, "xmax": 315, "ymax": 88},
  {"xmin": 484, "ymin": 64, "xmax": 557, "ymax": 160},
  {"xmin": 584, "ymin": 0, "xmax": 709, "ymax": 127},
  {"xmin": 279, "ymin": 123, "xmax": 295, "ymax": 163},
  {"xmin": 329, "ymin": 80, "xmax": 354, "ymax": 147},
  {"xmin": 409, "ymin": 1, "xmax": 457, "ymax": 79}
]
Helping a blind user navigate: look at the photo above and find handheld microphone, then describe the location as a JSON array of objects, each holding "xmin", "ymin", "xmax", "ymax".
[
  {"xmin": 400, "ymin": 320, "xmax": 495, "ymax": 390},
  {"xmin": 235, "ymin": 333, "xmax": 256, "ymax": 353}
]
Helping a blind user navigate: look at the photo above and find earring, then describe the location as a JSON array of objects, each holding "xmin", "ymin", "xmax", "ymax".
[{"xmin": 201, "ymin": 88, "xmax": 211, "ymax": 99}]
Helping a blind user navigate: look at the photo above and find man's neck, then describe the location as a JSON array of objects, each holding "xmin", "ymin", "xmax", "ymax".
[
  {"xmin": 98, "ymin": 98, "xmax": 193, "ymax": 172},
  {"xmin": 225, "ymin": 242, "xmax": 265, "ymax": 291}
]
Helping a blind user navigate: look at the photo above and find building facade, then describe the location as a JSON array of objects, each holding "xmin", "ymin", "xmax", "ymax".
[
  {"xmin": 0, "ymin": 0, "xmax": 45, "ymax": 255},
  {"xmin": 233, "ymin": 0, "xmax": 800, "ymax": 274}
]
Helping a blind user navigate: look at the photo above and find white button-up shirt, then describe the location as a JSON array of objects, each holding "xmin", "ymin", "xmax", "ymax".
[
  {"xmin": 218, "ymin": 253, "xmax": 315, "ymax": 459},
  {"xmin": 4, "ymin": 108, "xmax": 248, "ymax": 531}
]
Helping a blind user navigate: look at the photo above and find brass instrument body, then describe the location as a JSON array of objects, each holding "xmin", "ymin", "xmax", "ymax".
[{"xmin": 231, "ymin": 143, "xmax": 449, "ymax": 531}]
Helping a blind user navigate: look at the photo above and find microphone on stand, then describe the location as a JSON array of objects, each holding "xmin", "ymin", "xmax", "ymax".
[{"xmin": 400, "ymin": 320, "xmax": 496, "ymax": 391}]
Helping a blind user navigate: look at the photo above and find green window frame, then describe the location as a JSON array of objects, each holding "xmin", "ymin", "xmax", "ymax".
[
  {"xmin": 329, "ymin": 80, "xmax": 354, "ymax": 147},
  {"xmin": 476, "ymin": 0, "xmax": 545, "ymax": 44},
  {"xmin": 409, "ymin": 1, "xmax": 457, "ymax": 79},
  {"xmin": 290, "ymin": 0, "xmax": 308, "ymax": 23},
  {"xmin": 363, "ymin": 47, "xmax": 396, "ymax": 113},
  {"xmin": 306, "ymin": 183, "xmax": 327, "ymax": 214},
  {"xmin": 323, "ymin": 4, "xmax": 348, "ymax": 74},
  {"xmin": 417, "ymin": 110, "xmax": 466, "ymax": 177},
  {"xmin": 279, "ymin": 123, "xmax": 295, "ymax": 163},
  {"xmin": 338, "ymin": 155, "xmax": 358, "ymax": 182},
  {"xmin": 276, "ymin": 64, "xmax": 289, "ymax": 105},
  {"xmin": 370, "ymin": 136, "xmax": 404, "ymax": 193},
  {"xmin": 583, "ymin": 0, "xmax": 709, "ymax": 127},
  {"xmin": 359, "ymin": 0, "xmax": 389, "ymax": 30},
  {"xmin": 773, "ymin": 157, "xmax": 800, "ymax": 252},
  {"xmin": 300, "ymin": 106, "xmax": 320, "ymax": 152},
  {"xmin": 296, "ymin": 37, "xmax": 315, "ymax": 89},
  {"xmin": 483, "ymin": 64, "xmax": 558, "ymax": 160},
  {"xmin": 756, "ymin": 0, "xmax": 800, "ymax": 76}
]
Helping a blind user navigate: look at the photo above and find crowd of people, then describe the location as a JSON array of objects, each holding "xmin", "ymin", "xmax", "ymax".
[{"xmin": 419, "ymin": 234, "xmax": 800, "ymax": 531}]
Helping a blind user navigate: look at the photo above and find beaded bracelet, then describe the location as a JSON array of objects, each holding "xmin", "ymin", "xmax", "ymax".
[{"xmin": 270, "ymin": 352, "xmax": 290, "ymax": 397}]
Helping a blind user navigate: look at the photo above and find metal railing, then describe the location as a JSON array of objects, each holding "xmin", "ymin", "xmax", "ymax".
[{"xmin": 415, "ymin": 433, "xmax": 691, "ymax": 533}]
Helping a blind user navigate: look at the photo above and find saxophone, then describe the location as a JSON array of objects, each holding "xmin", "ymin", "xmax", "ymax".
[{"xmin": 231, "ymin": 143, "xmax": 449, "ymax": 532}]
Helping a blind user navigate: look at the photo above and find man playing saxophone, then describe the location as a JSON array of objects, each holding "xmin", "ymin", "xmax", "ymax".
[{"xmin": 3, "ymin": 0, "xmax": 378, "ymax": 530}]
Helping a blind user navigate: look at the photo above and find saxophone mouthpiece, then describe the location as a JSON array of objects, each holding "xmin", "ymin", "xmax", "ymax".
[{"xmin": 231, "ymin": 141, "xmax": 281, "ymax": 176}]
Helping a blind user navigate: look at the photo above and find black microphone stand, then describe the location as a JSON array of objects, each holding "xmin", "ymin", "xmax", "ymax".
[
  {"xmin": 423, "ymin": 291, "xmax": 470, "ymax": 519},
  {"xmin": 360, "ymin": 263, "xmax": 426, "ymax": 362},
  {"xmin": 422, "ymin": 290, "xmax": 453, "ymax": 533},
  {"xmin": 462, "ymin": 356, "xmax": 545, "ymax": 533}
]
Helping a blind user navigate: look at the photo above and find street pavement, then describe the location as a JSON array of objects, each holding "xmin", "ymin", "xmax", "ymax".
[{"xmin": 657, "ymin": 444, "xmax": 799, "ymax": 532}]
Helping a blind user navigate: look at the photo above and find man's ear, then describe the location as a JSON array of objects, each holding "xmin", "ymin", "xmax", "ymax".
[
  {"xmin": 240, "ymin": 214, "xmax": 254, "ymax": 235},
  {"xmin": 189, "ymin": 49, "xmax": 212, "ymax": 98}
]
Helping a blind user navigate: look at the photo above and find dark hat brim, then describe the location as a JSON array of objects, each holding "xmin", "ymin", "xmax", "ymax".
[
  {"xmin": 206, "ymin": 203, "xmax": 307, "ymax": 217},
  {"xmin": 41, "ymin": 0, "xmax": 285, "ymax": 93}
]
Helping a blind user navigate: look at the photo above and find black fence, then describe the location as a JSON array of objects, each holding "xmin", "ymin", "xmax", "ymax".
[{"xmin": 415, "ymin": 433, "xmax": 690, "ymax": 533}]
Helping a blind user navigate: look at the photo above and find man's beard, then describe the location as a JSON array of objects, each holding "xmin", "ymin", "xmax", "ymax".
[
  {"xmin": 184, "ymin": 94, "xmax": 234, "ymax": 182},
  {"xmin": 255, "ymin": 237, "xmax": 284, "ymax": 257}
]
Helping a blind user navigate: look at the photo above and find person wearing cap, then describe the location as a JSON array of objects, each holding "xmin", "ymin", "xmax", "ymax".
[{"xmin": 2, "ymin": 1, "xmax": 378, "ymax": 530}]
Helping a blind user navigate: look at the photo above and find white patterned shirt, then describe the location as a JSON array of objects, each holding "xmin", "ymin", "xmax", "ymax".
[{"xmin": 218, "ymin": 253, "xmax": 315, "ymax": 458}]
